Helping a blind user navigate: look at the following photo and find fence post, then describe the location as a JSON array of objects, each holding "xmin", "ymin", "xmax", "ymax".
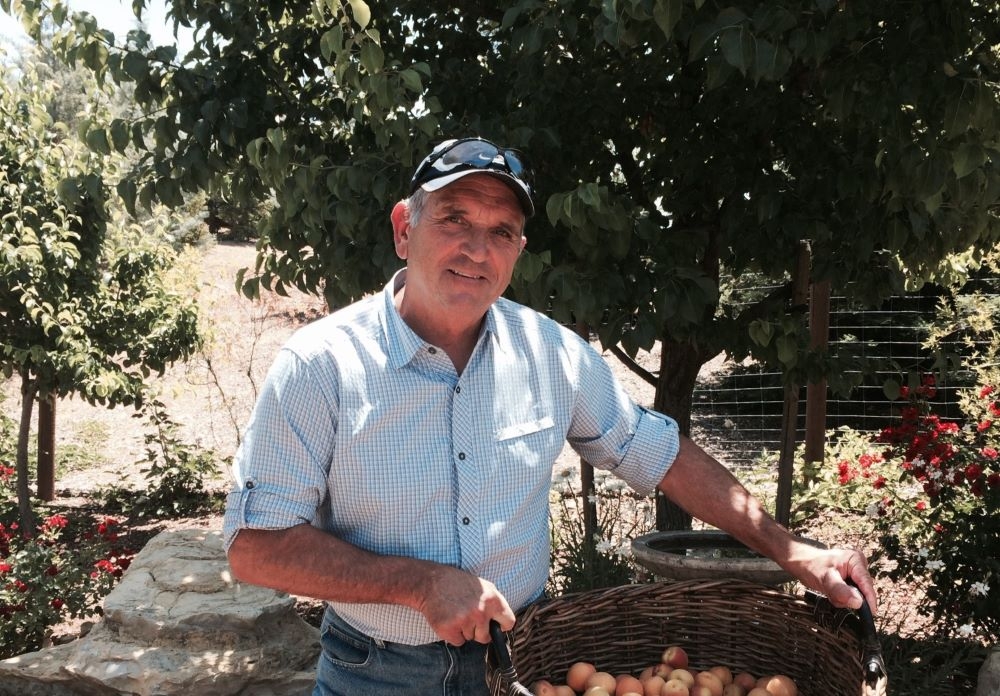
[
  {"xmin": 575, "ymin": 321, "xmax": 598, "ymax": 545},
  {"xmin": 804, "ymin": 279, "xmax": 831, "ymax": 464},
  {"xmin": 37, "ymin": 396, "xmax": 56, "ymax": 502},
  {"xmin": 776, "ymin": 242, "xmax": 810, "ymax": 526}
]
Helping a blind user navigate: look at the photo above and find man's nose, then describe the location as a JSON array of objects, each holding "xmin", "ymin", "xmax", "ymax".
[{"xmin": 460, "ymin": 228, "xmax": 490, "ymax": 260}]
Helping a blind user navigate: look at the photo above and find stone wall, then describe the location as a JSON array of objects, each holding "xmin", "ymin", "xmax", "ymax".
[{"xmin": 0, "ymin": 529, "xmax": 318, "ymax": 695}]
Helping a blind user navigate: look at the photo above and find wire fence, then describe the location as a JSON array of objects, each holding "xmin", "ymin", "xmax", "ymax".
[{"xmin": 690, "ymin": 277, "xmax": 1000, "ymax": 470}]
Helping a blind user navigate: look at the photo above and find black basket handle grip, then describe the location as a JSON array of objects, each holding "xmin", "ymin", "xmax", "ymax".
[
  {"xmin": 489, "ymin": 620, "xmax": 535, "ymax": 696},
  {"xmin": 849, "ymin": 580, "xmax": 887, "ymax": 687}
]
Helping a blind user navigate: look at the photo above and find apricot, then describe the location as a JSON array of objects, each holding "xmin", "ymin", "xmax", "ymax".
[
  {"xmin": 661, "ymin": 646, "xmax": 689, "ymax": 669},
  {"xmin": 554, "ymin": 687, "xmax": 576, "ymax": 696},
  {"xmin": 567, "ymin": 662, "xmax": 597, "ymax": 693},
  {"xmin": 668, "ymin": 669, "xmax": 695, "ymax": 688},
  {"xmin": 721, "ymin": 684, "xmax": 746, "ymax": 696},
  {"xmin": 661, "ymin": 678, "xmax": 691, "ymax": 696},
  {"xmin": 652, "ymin": 663, "xmax": 673, "ymax": 680},
  {"xmin": 756, "ymin": 675, "xmax": 797, "ymax": 696},
  {"xmin": 643, "ymin": 675, "xmax": 666, "ymax": 696},
  {"xmin": 532, "ymin": 680, "xmax": 557, "ymax": 696},
  {"xmin": 585, "ymin": 688, "xmax": 612, "ymax": 696},
  {"xmin": 708, "ymin": 666, "xmax": 733, "ymax": 686},
  {"xmin": 693, "ymin": 671, "xmax": 724, "ymax": 696},
  {"xmin": 733, "ymin": 673, "xmax": 756, "ymax": 692},
  {"xmin": 617, "ymin": 674, "xmax": 645, "ymax": 696},
  {"xmin": 746, "ymin": 689, "xmax": 771, "ymax": 696},
  {"xmin": 586, "ymin": 671, "xmax": 618, "ymax": 693}
]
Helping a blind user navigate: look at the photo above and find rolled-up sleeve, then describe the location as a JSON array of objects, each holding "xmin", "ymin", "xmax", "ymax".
[
  {"xmin": 611, "ymin": 405, "xmax": 679, "ymax": 494},
  {"xmin": 566, "ymin": 342, "xmax": 680, "ymax": 496},
  {"xmin": 222, "ymin": 347, "xmax": 338, "ymax": 550}
]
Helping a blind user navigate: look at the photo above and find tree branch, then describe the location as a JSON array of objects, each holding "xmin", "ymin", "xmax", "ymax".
[{"xmin": 608, "ymin": 344, "xmax": 658, "ymax": 387}]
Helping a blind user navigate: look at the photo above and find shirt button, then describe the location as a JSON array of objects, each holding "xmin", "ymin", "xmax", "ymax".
[
  {"xmin": 427, "ymin": 346, "xmax": 437, "ymax": 354},
  {"xmin": 458, "ymin": 452, "xmax": 466, "ymax": 461},
  {"xmin": 462, "ymin": 517, "xmax": 471, "ymax": 525},
  {"xmin": 245, "ymin": 480, "xmax": 255, "ymax": 490},
  {"xmin": 455, "ymin": 385, "xmax": 461, "ymax": 394}
]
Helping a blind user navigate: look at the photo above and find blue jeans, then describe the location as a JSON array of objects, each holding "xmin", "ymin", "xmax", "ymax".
[{"xmin": 313, "ymin": 606, "xmax": 492, "ymax": 696}]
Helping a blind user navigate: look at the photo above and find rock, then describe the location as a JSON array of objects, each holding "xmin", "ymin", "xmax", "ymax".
[
  {"xmin": 978, "ymin": 645, "xmax": 1000, "ymax": 696},
  {"xmin": 0, "ymin": 528, "xmax": 319, "ymax": 695}
]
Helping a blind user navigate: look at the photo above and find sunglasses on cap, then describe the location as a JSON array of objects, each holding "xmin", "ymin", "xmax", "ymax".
[{"xmin": 408, "ymin": 137, "xmax": 535, "ymax": 217}]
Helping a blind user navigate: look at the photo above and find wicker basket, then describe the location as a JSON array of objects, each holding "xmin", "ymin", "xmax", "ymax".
[{"xmin": 489, "ymin": 579, "xmax": 887, "ymax": 696}]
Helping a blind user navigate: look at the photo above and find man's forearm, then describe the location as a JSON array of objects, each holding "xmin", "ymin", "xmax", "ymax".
[
  {"xmin": 227, "ymin": 523, "xmax": 440, "ymax": 610},
  {"xmin": 657, "ymin": 434, "xmax": 789, "ymax": 552}
]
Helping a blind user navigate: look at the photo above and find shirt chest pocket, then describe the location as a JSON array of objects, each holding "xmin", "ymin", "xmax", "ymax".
[
  {"xmin": 491, "ymin": 415, "xmax": 562, "ymax": 488},
  {"xmin": 495, "ymin": 416, "xmax": 555, "ymax": 442}
]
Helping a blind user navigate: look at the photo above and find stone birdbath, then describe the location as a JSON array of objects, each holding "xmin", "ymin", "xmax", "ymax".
[{"xmin": 631, "ymin": 529, "xmax": 821, "ymax": 585}]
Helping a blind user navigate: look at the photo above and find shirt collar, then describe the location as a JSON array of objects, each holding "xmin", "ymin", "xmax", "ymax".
[{"xmin": 380, "ymin": 268, "xmax": 511, "ymax": 369}]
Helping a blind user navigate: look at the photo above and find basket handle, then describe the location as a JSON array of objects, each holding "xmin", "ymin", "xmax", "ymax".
[
  {"xmin": 489, "ymin": 620, "xmax": 535, "ymax": 696},
  {"xmin": 849, "ymin": 581, "xmax": 888, "ymax": 688}
]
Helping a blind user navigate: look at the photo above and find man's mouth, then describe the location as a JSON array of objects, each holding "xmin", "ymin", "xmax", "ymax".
[{"xmin": 450, "ymin": 269, "xmax": 485, "ymax": 280}]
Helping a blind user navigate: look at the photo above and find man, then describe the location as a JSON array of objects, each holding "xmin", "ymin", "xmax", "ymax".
[{"xmin": 223, "ymin": 137, "xmax": 877, "ymax": 696}]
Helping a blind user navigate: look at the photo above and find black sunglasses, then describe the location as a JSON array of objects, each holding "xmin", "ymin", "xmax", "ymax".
[{"xmin": 409, "ymin": 138, "xmax": 534, "ymax": 201}]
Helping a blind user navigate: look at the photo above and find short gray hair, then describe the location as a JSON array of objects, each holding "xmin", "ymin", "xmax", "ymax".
[{"xmin": 404, "ymin": 188, "xmax": 430, "ymax": 226}]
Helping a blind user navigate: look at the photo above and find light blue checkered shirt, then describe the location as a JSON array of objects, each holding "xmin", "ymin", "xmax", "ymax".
[{"xmin": 223, "ymin": 269, "xmax": 679, "ymax": 645}]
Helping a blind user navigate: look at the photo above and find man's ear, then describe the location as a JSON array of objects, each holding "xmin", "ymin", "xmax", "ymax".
[{"xmin": 391, "ymin": 201, "xmax": 409, "ymax": 258}]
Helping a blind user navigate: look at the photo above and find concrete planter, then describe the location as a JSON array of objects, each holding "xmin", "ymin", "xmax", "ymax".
[{"xmin": 631, "ymin": 530, "xmax": 800, "ymax": 585}]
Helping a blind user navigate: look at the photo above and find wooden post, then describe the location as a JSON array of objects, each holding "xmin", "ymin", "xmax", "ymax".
[
  {"xmin": 37, "ymin": 396, "xmax": 56, "ymax": 501},
  {"xmin": 804, "ymin": 279, "xmax": 831, "ymax": 464},
  {"xmin": 575, "ymin": 321, "xmax": 598, "ymax": 544},
  {"xmin": 775, "ymin": 242, "xmax": 811, "ymax": 526}
]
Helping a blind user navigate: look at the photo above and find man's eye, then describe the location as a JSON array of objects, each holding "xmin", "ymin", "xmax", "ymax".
[{"xmin": 493, "ymin": 229, "xmax": 513, "ymax": 240}]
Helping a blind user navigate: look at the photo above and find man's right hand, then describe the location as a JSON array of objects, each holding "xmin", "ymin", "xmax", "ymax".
[{"xmin": 414, "ymin": 565, "xmax": 515, "ymax": 646}]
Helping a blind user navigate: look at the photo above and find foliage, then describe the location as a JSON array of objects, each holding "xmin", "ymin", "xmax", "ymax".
[
  {"xmin": 791, "ymin": 375, "xmax": 999, "ymax": 642},
  {"xmin": 0, "ymin": 48, "xmax": 201, "ymax": 529},
  {"xmin": 793, "ymin": 425, "xmax": 890, "ymax": 522},
  {"xmin": 548, "ymin": 468, "xmax": 655, "ymax": 594},
  {"xmin": 875, "ymin": 381, "xmax": 1000, "ymax": 640},
  {"xmin": 6, "ymin": 1, "xmax": 999, "ymax": 450},
  {"xmin": 0, "ymin": 467, "xmax": 132, "ymax": 659},
  {"xmin": 94, "ymin": 400, "xmax": 223, "ymax": 519},
  {"xmin": 879, "ymin": 630, "xmax": 987, "ymax": 696}
]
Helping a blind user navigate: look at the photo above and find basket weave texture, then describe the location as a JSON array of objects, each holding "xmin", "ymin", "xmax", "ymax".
[{"xmin": 490, "ymin": 579, "xmax": 877, "ymax": 696}]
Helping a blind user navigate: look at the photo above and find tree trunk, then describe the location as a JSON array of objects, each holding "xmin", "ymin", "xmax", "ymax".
[
  {"xmin": 16, "ymin": 372, "xmax": 38, "ymax": 535},
  {"xmin": 652, "ymin": 336, "xmax": 710, "ymax": 530}
]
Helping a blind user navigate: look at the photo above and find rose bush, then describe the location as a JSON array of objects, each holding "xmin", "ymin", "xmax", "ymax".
[
  {"xmin": 795, "ymin": 375, "xmax": 998, "ymax": 641},
  {"xmin": 872, "ymin": 379, "xmax": 999, "ymax": 640},
  {"xmin": 0, "ymin": 465, "xmax": 133, "ymax": 658}
]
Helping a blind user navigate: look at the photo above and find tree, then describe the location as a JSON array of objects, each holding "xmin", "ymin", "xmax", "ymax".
[
  {"xmin": 8, "ymin": 1, "xmax": 999, "ymax": 524},
  {"xmin": 0, "ymin": 56, "xmax": 200, "ymax": 532}
]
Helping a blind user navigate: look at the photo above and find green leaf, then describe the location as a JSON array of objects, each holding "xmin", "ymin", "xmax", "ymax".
[
  {"xmin": 348, "ymin": 0, "xmax": 372, "ymax": 30},
  {"xmin": 749, "ymin": 319, "xmax": 774, "ymax": 347},
  {"xmin": 653, "ymin": 0, "xmax": 683, "ymax": 39},
  {"xmin": 110, "ymin": 119, "xmax": 129, "ymax": 152},
  {"xmin": 952, "ymin": 143, "xmax": 986, "ymax": 179},
  {"xmin": 883, "ymin": 379, "xmax": 901, "ymax": 401},
  {"xmin": 320, "ymin": 26, "xmax": 343, "ymax": 63},
  {"xmin": 398, "ymin": 68, "xmax": 423, "ymax": 94},
  {"xmin": 720, "ymin": 25, "xmax": 754, "ymax": 73},
  {"xmin": 85, "ymin": 127, "xmax": 111, "ymax": 155},
  {"xmin": 360, "ymin": 40, "xmax": 384, "ymax": 74},
  {"xmin": 688, "ymin": 21, "xmax": 718, "ymax": 61},
  {"xmin": 776, "ymin": 334, "xmax": 797, "ymax": 367}
]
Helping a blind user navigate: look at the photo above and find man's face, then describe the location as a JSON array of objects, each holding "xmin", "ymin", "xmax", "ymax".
[{"xmin": 392, "ymin": 174, "xmax": 526, "ymax": 325}]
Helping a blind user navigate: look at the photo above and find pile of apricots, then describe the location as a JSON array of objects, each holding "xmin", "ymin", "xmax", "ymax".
[{"xmin": 530, "ymin": 645, "xmax": 799, "ymax": 696}]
